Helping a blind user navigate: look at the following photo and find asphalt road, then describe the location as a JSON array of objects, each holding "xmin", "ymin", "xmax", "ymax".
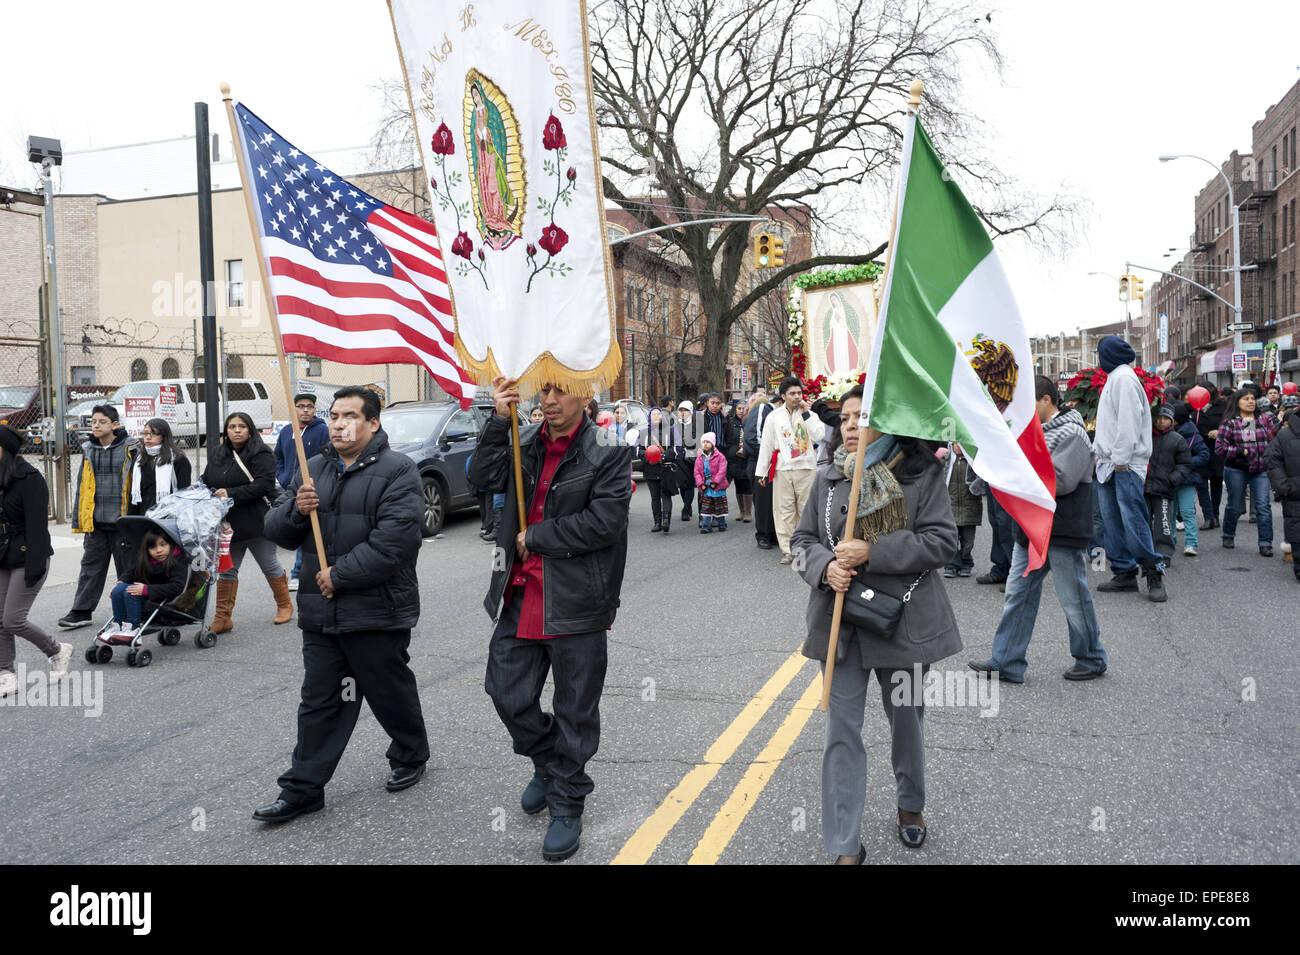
[{"xmin": 2, "ymin": 488, "xmax": 1296, "ymax": 865}]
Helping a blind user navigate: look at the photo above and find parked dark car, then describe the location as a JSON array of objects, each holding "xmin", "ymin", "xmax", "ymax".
[{"xmin": 383, "ymin": 399, "xmax": 528, "ymax": 536}]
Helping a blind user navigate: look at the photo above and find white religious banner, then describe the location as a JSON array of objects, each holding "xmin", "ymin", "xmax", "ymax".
[
  {"xmin": 804, "ymin": 281, "xmax": 879, "ymax": 379},
  {"xmin": 388, "ymin": 0, "xmax": 620, "ymax": 396}
]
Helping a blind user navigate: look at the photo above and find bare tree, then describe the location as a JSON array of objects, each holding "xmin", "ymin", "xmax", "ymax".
[
  {"xmin": 365, "ymin": 78, "xmax": 432, "ymax": 220},
  {"xmin": 591, "ymin": 0, "xmax": 1076, "ymax": 391}
]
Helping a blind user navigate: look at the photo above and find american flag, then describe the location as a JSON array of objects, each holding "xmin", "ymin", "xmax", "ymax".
[{"xmin": 232, "ymin": 102, "xmax": 474, "ymax": 407}]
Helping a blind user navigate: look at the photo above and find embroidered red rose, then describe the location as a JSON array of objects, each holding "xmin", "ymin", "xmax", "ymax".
[
  {"xmin": 526, "ymin": 243, "xmax": 537, "ymax": 258},
  {"xmin": 566, "ymin": 166, "xmax": 577, "ymax": 183},
  {"xmin": 538, "ymin": 223, "xmax": 569, "ymax": 256},
  {"xmin": 430, "ymin": 123, "xmax": 455, "ymax": 156},
  {"xmin": 542, "ymin": 114, "xmax": 567, "ymax": 151},
  {"xmin": 451, "ymin": 231, "xmax": 473, "ymax": 259}
]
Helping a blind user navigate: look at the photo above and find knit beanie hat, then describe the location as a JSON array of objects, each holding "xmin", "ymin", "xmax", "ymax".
[
  {"xmin": 700, "ymin": 431, "xmax": 717, "ymax": 447},
  {"xmin": 0, "ymin": 424, "xmax": 22, "ymax": 454},
  {"xmin": 1097, "ymin": 335, "xmax": 1136, "ymax": 373}
]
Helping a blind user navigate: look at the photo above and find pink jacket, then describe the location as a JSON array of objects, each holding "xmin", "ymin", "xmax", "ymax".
[{"xmin": 694, "ymin": 449, "xmax": 730, "ymax": 491}]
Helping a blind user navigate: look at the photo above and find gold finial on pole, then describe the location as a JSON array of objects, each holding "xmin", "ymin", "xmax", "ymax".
[
  {"xmin": 908, "ymin": 79, "xmax": 924, "ymax": 110},
  {"xmin": 220, "ymin": 82, "xmax": 231, "ymax": 100}
]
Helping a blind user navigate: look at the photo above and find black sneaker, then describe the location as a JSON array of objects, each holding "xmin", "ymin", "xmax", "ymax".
[
  {"xmin": 1145, "ymin": 570, "xmax": 1167, "ymax": 603},
  {"xmin": 1260, "ymin": 545, "xmax": 1274, "ymax": 557},
  {"xmin": 976, "ymin": 572, "xmax": 1006, "ymax": 585},
  {"xmin": 57, "ymin": 612, "xmax": 93, "ymax": 630},
  {"xmin": 1097, "ymin": 571, "xmax": 1139, "ymax": 592}
]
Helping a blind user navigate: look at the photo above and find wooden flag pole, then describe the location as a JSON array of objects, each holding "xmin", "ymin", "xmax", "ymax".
[
  {"xmin": 220, "ymin": 83, "xmax": 329, "ymax": 579},
  {"xmin": 820, "ymin": 78, "xmax": 923, "ymax": 713},
  {"xmin": 509, "ymin": 403, "xmax": 527, "ymax": 531}
]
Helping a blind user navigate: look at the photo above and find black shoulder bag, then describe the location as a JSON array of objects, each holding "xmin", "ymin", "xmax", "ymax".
[{"xmin": 823, "ymin": 484, "xmax": 927, "ymax": 640}]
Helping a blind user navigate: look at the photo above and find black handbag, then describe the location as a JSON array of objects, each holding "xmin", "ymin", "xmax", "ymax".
[{"xmin": 823, "ymin": 485, "xmax": 927, "ymax": 640}]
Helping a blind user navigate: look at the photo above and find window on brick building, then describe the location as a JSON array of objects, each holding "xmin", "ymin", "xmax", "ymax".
[
  {"xmin": 130, "ymin": 359, "xmax": 148, "ymax": 381},
  {"xmin": 71, "ymin": 366, "xmax": 94, "ymax": 386},
  {"xmin": 662, "ymin": 298, "xmax": 669, "ymax": 334},
  {"xmin": 161, "ymin": 357, "xmax": 179, "ymax": 378}
]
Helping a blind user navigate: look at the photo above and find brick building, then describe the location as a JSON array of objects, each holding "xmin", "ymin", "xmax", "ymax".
[{"xmin": 1155, "ymin": 79, "xmax": 1300, "ymax": 388}]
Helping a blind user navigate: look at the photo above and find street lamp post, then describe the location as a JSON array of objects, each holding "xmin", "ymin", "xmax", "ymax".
[{"xmin": 1158, "ymin": 154, "xmax": 1243, "ymax": 358}]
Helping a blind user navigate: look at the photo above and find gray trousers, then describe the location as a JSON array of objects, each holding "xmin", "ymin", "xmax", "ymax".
[
  {"xmin": 1, "ymin": 562, "xmax": 59, "ymax": 671},
  {"xmin": 219, "ymin": 536, "xmax": 284, "ymax": 582},
  {"xmin": 71, "ymin": 525, "xmax": 130, "ymax": 615},
  {"xmin": 821, "ymin": 659, "xmax": 927, "ymax": 857}
]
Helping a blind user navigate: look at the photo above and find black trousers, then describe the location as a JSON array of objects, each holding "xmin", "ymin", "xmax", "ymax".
[
  {"xmin": 986, "ymin": 491, "xmax": 1014, "ymax": 579},
  {"xmin": 485, "ymin": 591, "xmax": 608, "ymax": 816},
  {"xmin": 946, "ymin": 525, "xmax": 977, "ymax": 571},
  {"xmin": 752, "ymin": 471, "xmax": 777, "ymax": 544},
  {"xmin": 71, "ymin": 525, "xmax": 130, "ymax": 615},
  {"xmin": 644, "ymin": 479, "xmax": 675, "ymax": 526},
  {"xmin": 277, "ymin": 628, "xmax": 429, "ymax": 802}
]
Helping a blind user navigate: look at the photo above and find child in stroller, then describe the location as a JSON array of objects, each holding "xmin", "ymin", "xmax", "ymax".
[{"xmin": 86, "ymin": 516, "xmax": 187, "ymax": 668}]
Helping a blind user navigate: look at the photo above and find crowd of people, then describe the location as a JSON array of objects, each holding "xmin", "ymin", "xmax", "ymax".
[{"xmin": 2, "ymin": 335, "xmax": 1297, "ymax": 865}]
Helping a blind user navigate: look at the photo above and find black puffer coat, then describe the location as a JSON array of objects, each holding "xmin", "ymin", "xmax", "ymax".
[
  {"xmin": 1265, "ymin": 413, "xmax": 1300, "ymax": 543},
  {"xmin": 635, "ymin": 415, "xmax": 683, "ymax": 493},
  {"xmin": 1191, "ymin": 401, "xmax": 1226, "ymax": 479},
  {"xmin": 202, "ymin": 439, "xmax": 276, "ymax": 541},
  {"xmin": 264, "ymin": 430, "xmax": 423, "ymax": 635},
  {"xmin": 1144, "ymin": 427, "xmax": 1192, "ymax": 499}
]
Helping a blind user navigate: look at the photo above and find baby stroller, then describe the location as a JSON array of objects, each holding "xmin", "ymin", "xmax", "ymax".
[{"xmin": 84, "ymin": 487, "xmax": 232, "ymax": 668}]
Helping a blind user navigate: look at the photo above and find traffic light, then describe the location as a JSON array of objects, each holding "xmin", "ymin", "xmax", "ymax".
[
  {"xmin": 1118, "ymin": 275, "xmax": 1130, "ymax": 302},
  {"xmin": 754, "ymin": 233, "xmax": 772, "ymax": 268},
  {"xmin": 1132, "ymin": 276, "xmax": 1145, "ymax": 301},
  {"xmin": 770, "ymin": 236, "xmax": 784, "ymax": 268}
]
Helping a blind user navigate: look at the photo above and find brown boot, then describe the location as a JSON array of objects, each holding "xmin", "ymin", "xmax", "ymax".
[
  {"xmin": 740, "ymin": 493, "xmax": 753, "ymax": 522},
  {"xmin": 211, "ymin": 579, "xmax": 238, "ymax": 634},
  {"xmin": 270, "ymin": 573, "xmax": 294, "ymax": 625}
]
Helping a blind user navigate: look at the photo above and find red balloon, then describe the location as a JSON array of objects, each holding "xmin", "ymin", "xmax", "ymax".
[
  {"xmin": 1186, "ymin": 385, "xmax": 1210, "ymax": 410},
  {"xmin": 645, "ymin": 444, "xmax": 663, "ymax": 464},
  {"xmin": 1283, "ymin": 381, "xmax": 1299, "ymax": 396},
  {"xmin": 596, "ymin": 410, "xmax": 614, "ymax": 428}
]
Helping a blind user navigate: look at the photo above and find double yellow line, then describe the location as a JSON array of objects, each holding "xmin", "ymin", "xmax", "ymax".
[{"xmin": 611, "ymin": 650, "xmax": 822, "ymax": 865}]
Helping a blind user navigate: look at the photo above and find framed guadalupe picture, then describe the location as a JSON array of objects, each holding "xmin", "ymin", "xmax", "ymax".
[{"xmin": 787, "ymin": 263, "xmax": 883, "ymax": 401}]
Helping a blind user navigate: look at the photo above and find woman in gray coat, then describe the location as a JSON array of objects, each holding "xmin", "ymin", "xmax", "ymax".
[{"xmin": 791, "ymin": 385, "xmax": 961, "ymax": 863}]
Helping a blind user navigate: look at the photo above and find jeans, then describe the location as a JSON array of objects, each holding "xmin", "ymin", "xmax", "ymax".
[
  {"xmin": 110, "ymin": 581, "xmax": 144, "ymax": 625},
  {"xmin": 986, "ymin": 491, "xmax": 1014, "ymax": 578},
  {"xmin": 1096, "ymin": 469, "xmax": 1164, "ymax": 574},
  {"xmin": 985, "ymin": 542, "xmax": 1107, "ymax": 682},
  {"xmin": 1174, "ymin": 485, "xmax": 1199, "ymax": 549},
  {"xmin": 1221, "ymin": 467, "xmax": 1273, "ymax": 546},
  {"xmin": 291, "ymin": 548, "xmax": 303, "ymax": 581},
  {"xmin": 1196, "ymin": 473, "xmax": 1223, "ymax": 523},
  {"xmin": 946, "ymin": 525, "xmax": 977, "ymax": 572},
  {"xmin": 71, "ymin": 525, "xmax": 131, "ymax": 615}
]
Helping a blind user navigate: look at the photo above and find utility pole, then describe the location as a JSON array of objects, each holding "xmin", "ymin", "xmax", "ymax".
[
  {"xmin": 196, "ymin": 103, "xmax": 221, "ymax": 449},
  {"xmin": 30, "ymin": 137, "xmax": 68, "ymax": 521}
]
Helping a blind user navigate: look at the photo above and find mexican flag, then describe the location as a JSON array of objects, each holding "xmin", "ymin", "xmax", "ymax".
[{"xmin": 862, "ymin": 114, "xmax": 1056, "ymax": 571}]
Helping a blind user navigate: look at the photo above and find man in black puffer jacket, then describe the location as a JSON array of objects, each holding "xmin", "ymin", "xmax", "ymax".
[
  {"xmin": 255, "ymin": 387, "xmax": 429, "ymax": 824},
  {"xmin": 971, "ymin": 376, "xmax": 1109, "ymax": 683},
  {"xmin": 469, "ymin": 375, "xmax": 632, "ymax": 862}
]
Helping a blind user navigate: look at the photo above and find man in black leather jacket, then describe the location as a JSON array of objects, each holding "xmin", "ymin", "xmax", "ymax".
[
  {"xmin": 468, "ymin": 376, "xmax": 631, "ymax": 861},
  {"xmin": 254, "ymin": 387, "xmax": 429, "ymax": 824}
]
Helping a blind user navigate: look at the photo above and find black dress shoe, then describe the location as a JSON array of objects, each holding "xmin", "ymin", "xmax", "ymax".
[
  {"xmin": 385, "ymin": 764, "xmax": 425, "ymax": 792},
  {"xmin": 1063, "ymin": 663, "xmax": 1106, "ymax": 681},
  {"xmin": 757, "ymin": 540, "xmax": 774, "ymax": 550},
  {"xmin": 252, "ymin": 796, "xmax": 324, "ymax": 824},
  {"xmin": 968, "ymin": 660, "xmax": 1021, "ymax": 683},
  {"xmin": 831, "ymin": 843, "xmax": 867, "ymax": 865},
  {"xmin": 650, "ymin": 523, "xmax": 663, "ymax": 532}
]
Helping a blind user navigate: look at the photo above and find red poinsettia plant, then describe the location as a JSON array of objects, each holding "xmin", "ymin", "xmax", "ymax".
[{"xmin": 1063, "ymin": 366, "xmax": 1165, "ymax": 427}]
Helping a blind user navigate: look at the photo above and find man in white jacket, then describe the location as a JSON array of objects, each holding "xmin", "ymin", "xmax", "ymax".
[
  {"xmin": 1092, "ymin": 335, "xmax": 1167, "ymax": 602},
  {"xmin": 757, "ymin": 376, "xmax": 826, "ymax": 564}
]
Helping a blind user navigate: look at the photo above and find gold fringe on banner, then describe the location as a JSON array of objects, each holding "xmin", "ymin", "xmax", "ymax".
[{"xmin": 454, "ymin": 339, "xmax": 624, "ymax": 402}]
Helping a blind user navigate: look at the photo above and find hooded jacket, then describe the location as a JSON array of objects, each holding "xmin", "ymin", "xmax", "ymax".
[
  {"xmin": 264, "ymin": 429, "xmax": 423, "ymax": 635},
  {"xmin": 1143, "ymin": 425, "xmax": 1192, "ymax": 499},
  {"xmin": 72, "ymin": 429, "xmax": 139, "ymax": 533},
  {"xmin": 1015, "ymin": 407, "xmax": 1094, "ymax": 550},
  {"xmin": 1172, "ymin": 405, "xmax": 1211, "ymax": 485},
  {"xmin": 1092, "ymin": 340, "xmax": 1151, "ymax": 483}
]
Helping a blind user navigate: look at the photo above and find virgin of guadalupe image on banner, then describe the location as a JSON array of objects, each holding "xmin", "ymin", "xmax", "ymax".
[
  {"xmin": 803, "ymin": 280, "xmax": 879, "ymax": 381},
  {"xmin": 388, "ymin": 0, "xmax": 620, "ymax": 397}
]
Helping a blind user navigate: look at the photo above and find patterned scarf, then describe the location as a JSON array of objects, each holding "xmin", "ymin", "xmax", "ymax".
[{"xmin": 832, "ymin": 435, "xmax": 907, "ymax": 542}]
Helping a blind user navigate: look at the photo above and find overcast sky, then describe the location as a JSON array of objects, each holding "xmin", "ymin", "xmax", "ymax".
[{"xmin": 4, "ymin": 0, "xmax": 1299, "ymax": 341}]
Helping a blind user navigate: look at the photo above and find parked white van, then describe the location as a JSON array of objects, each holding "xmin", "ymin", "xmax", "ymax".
[{"xmin": 105, "ymin": 378, "xmax": 273, "ymax": 445}]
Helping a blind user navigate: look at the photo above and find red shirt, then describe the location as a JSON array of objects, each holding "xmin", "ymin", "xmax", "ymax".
[{"xmin": 506, "ymin": 420, "xmax": 580, "ymax": 639}]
